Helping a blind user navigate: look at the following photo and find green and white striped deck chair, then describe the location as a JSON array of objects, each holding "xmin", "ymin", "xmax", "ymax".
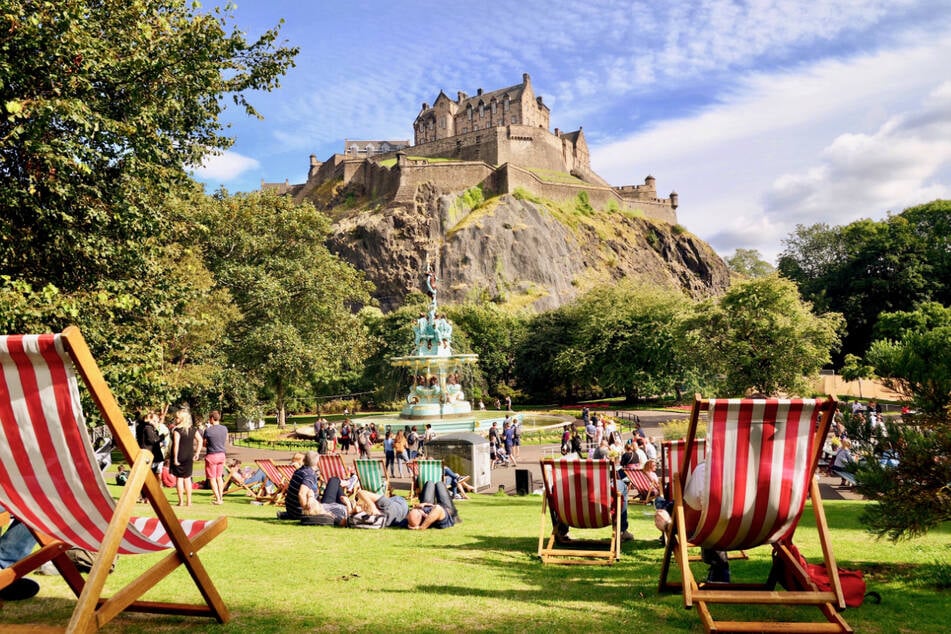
[
  {"xmin": 354, "ymin": 459, "xmax": 390, "ymax": 497},
  {"xmin": 409, "ymin": 459, "xmax": 443, "ymax": 499}
]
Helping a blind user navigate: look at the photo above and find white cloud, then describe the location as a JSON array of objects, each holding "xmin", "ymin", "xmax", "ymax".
[
  {"xmin": 193, "ymin": 151, "xmax": 261, "ymax": 182},
  {"xmin": 591, "ymin": 34, "xmax": 951, "ymax": 263}
]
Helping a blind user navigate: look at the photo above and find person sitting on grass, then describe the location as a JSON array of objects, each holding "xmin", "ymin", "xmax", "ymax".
[
  {"xmin": 285, "ymin": 450, "xmax": 349, "ymax": 521},
  {"xmin": 406, "ymin": 480, "xmax": 460, "ymax": 530},
  {"xmin": 443, "ymin": 466, "xmax": 475, "ymax": 499}
]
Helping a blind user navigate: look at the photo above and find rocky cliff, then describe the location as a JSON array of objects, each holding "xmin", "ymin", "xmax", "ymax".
[{"xmin": 326, "ymin": 183, "xmax": 730, "ymax": 313}]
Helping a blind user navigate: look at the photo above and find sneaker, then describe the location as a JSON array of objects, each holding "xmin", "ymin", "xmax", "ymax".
[
  {"xmin": 620, "ymin": 530, "xmax": 634, "ymax": 543},
  {"xmin": 0, "ymin": 577, "xmax": 40, "ymax": 601}
]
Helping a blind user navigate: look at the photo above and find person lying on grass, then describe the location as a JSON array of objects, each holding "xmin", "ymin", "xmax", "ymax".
[{"xmin": 406, "ymin": 480, "xmax": 460, "ymax": 530}]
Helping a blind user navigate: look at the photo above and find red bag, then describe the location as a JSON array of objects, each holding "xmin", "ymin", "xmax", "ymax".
[{"xmin": 804, "ymin": 562, "xmax": 868, "ymax": 608}]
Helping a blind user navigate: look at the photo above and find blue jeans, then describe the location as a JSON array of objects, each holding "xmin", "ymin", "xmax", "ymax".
[{"xmin": 0, "ymin": 518, "xmax": 36, "ymax": 569}]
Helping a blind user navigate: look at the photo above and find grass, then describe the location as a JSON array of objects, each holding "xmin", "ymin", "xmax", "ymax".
[{"xmin": 5, "ymin": 484, "xmax": 950, "ymax": 633}]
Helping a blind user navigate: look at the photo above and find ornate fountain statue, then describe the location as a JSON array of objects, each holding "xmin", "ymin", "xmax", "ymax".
[{"xmin": 391, "ymin": 259, "xmax": 478, "ymax": 427}]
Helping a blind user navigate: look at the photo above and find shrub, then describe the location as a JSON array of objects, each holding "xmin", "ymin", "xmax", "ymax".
[{"xmin": 659, "ymin": 418, "xmax": 706, "ymax": 440}]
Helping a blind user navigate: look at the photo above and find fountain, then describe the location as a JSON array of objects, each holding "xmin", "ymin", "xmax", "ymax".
[{"xmin": 389, "ymin": 260, "xmax": 481, "ymax": 432}]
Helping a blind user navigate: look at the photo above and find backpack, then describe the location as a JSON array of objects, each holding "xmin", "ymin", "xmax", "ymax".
[{"xmin": 781, "ymin": 545, "xmax": 880, "ymax": 608}]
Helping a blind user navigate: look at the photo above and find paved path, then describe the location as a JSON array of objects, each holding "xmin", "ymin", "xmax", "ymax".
[{"xmin": 223, "ymin": 409, "xmax": 862, "ymax": 502}]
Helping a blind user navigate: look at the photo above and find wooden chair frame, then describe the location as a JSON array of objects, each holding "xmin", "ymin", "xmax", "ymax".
[
  {"xmin": 658, "ymin": 394, "xmax": 851, "ymax": 633},
  {"xmin": 0, "ymin": 327, "xmax": 229, "ymax": 632}
]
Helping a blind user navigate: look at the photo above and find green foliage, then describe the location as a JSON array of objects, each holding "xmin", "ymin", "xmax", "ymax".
[
  {"xmin": 575, "ymin": 190, "xmax": 594, "ymax": 215},
  {"xmin": 778, "ymin": 201, "xmax": 951, "ymax": 362},
  {"xmin": 0, "ymin": 1, "xmax": 297, "ymax": 408},
  {"xmin": 682, "ymin": 275, "xmax": 843, "ymax": 396},
  {"xmin": 866, "ymin": 303, "xmax": 951, "ymax": 414},
  {"xmin": 659, "ymin": 418, "xmax": 707, "ymax": 441},
  {"xmin": 511, "ymin": 187, "xmax": 542, "ymax": 203},
  {"xmin": 189, "ymin": 189, "xmax": 374, "ymax": 424},
  {"xmin": 459, "ymin": 185, "xmax": 485, "ymax": 210},
  {"xmin": 726, "ymin": 248, "xmax": 775, "ymax": 278},
  {"xmin": 515, "ymin": 281, "xmax": 691, "ymax": 402},
  {"xmin": 446, "ymin": 302, "xmax": 527, "ymax": 398}
]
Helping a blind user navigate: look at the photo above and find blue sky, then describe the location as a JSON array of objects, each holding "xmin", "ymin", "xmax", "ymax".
[{"xmin": 194, "ymin": 1, "xmax": 951, "ymax": 264}]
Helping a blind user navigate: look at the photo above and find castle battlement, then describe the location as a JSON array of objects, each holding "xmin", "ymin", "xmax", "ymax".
[{"xmin": 275, "ymin": 74, "xmax": 678, "ymax": 225}]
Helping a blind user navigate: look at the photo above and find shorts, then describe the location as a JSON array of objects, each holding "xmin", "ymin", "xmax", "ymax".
[{"xmin": 204, "ymin": 451, "xmax": 226, "ymax": 479}]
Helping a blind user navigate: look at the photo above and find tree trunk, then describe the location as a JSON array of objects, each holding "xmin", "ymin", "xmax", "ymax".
[{"xmin": 276, "ymin": 384, "xmax": 287, "ymax": 429}]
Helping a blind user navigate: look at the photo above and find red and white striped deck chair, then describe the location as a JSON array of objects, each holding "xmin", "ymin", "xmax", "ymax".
[
  {"xmin": 318, "ymin": 453, "xmax": 354, "ymax": 494},
  {"xmin": 659, "ymin": 394, "xmax": 851, "ymax": 633},
  {"xmin": 660, "ymin": 438, "xmax": 705, "ymax": 502},
  {"xmin": 621, "ymin": 465, "xmax": 659, "ymax": 504},
  {"xmin": 538, "ymin": 459, "xmax": 621, "ymax": 565},
  {"xmin": 0, "ymin": 327, "xmax": 229, "ymax": 632},
  {"xmin": 254, "ymin": 459, "xmax": 295, "ymax": 505}
]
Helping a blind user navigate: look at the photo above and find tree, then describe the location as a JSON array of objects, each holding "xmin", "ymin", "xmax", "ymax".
[
  {"xmin": 778, "ymin": 202, "xmax": 950, "ymax": 362},
  {"xmin": 725, "ymin": 248, "xmax": 775, "ymax": 278},
  {"xmin": 683, "ymin": 275, "xmax": 843, "ymax": 396},
  {"xmin": 866, "ymin": 303, "xmax": 951, "ymax": 416},
  {"xmin": 190, "ymin": 189, "xmax": 373, "ymax": 427},
  {"xmin": 0, "ymin": 1, "xmax": 297, "ymax": 406},
  {"xmin": 446, "ymin": 302, "xmax": 526, "ymax": 396},
  {"xmin": 833, "ymin": 303, "xmax": 951, "ymax": 540},
  {"xmin": 570, "ymin": 282, "xmax": 691, "ymax": 402},
  {"xmin": 839, "ymin": 353, "xmax": 874, "ymax": 398}
]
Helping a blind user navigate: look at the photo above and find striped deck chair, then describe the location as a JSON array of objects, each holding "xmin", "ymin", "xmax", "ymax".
[
  {"xmin": 659, "ymin": 394, "xmax": 850, "ymax": 633},
  {"xmin": 622, "ymin": 465, "xmax": 658, "ymax": 504},
  {"xmin": 538, "ymin": 459, "xmax": 621, "ymax": 565},
  {"xmin": 407, "ymin": 459, "xmax": 443, "ymax": 499},
  {"xmin": 318, "ymin": 453, "xmax": 354, "ymax": 494},
  {"xmin": 221, "ymin": 462, "xmax": 267, "ymax": 498},
  {"xmin": 660, "ymin": 438, "xmax": 705, "ymax": 502},
  {"xmin": 354, "ymin": 459, "xmax": 390, "ymax": 497},
  {"xmin": 0, "ymin": 327, "xmax": 229, "ymax": 632},
  {"xmin": 254, "ymin": 459, "xmax": 295, "ymax": 505}
]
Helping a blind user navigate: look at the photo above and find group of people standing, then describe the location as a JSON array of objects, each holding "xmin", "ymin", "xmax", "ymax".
[{"xmin": 133, "ymin": 407, "xmax": 229, "ymax": 507}]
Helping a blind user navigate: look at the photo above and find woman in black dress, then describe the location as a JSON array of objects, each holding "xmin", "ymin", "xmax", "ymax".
[{"xmin": 171, "ymin": 409, "xmax": 200, "ymax": 507}]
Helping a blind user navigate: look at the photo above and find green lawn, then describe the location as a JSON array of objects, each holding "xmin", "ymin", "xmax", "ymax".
[{"xmin": 4, "ymin": 487, "xmax": 949, "ymax": 632}]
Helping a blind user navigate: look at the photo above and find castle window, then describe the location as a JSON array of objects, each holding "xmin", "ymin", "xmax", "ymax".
[
  {"xmin": 479, "ymin": 103, "xmax": 484, "ymax": 118},
  {"xmin": 511, "ymin": 115, "xmax": 518, "ymax": 124}
]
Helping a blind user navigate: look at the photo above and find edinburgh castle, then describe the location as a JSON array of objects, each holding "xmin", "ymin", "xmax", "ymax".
[{"xmin": 265, "ymin": 73, "xmax": 679, "ymax": 224}]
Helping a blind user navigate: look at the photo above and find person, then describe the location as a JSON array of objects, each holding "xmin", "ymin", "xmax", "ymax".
[
  {"xmin": 511, "ymin": 419, "xmax": 521, "ymax": 459},
  {"xmin": 570, "ymin": 429, "xmax": 583, "ymax": 455},
  {"xmin": 634, "ymin": 437, "xmax": 648, "ymax": 466},
  {"xmin": 488, "ymin": 421, "xmax": 500, "ymax": 454},
  {"xmin": 560, "ymin": 424, "xmax": 571, "ymax": 455},
  {"xmin": 406, "ymin": 426, "xmax": 420, "ymax": 460},
  {"xmin": 285, "ymin": 451, "xmax": 327, "ymax": 521},
  {"xmin": 202, "ymin": 410, "xmax": 228, "ymax": 505},
  {"xmin": 326, "ymin": 422, "xmax": 337, "ymax": 453},
  {"xmin": 502, "ymin": 420, "xmax": 517, "ymax": 467},
  {"xmin": 354, "ymin": 489, "xmax": 410, "ymax": 528},
  {"xmin": 407, "ymin": 480, "xmax": 460, "ymax": 530},
  {"xmin": 421, "ymin": 423, "xmax": 435, "ymax": 457},
  {"xmin": 505, "ymin": 395, "xmax": 512, "ymax": 411},
  {"xmin": 494, "ymin": 398, "xmax": 501, "ymax": 410},
  {"xmin": 832, "ymin": 439, "xmax": 855, "ymax": 486},
  {"xmin": 478, "ymin": 400, "xmax": 485, "ymax": 411},
  {"xmin": 136, "ymin": 410, "xmax": 165, "ymax": 476},
  {"xmin": 298, "ymin": 474, "xmax": 354, "ymax": 526},
  {"xmin": 655, "ymin": 461, "xmax": 730, "ymax": 581},
  {"xmin": 394, "ymin": 430, "xmax": 409, "ymax": 477},
  {"xmin": 443, "ymin": 466, "xmax": 475, "ymax": 499},
  {"xmin": 644, "ymin": 436, "xmax": 659, "ymax": 462},
  {"xmin": 585, "ymin": 418, "xmax": 596, "ymax": 452},
  {"xmin": 0, "ymin": 513, "xmax": 40, "ymax": 601},
  {"xmin": 383, "ymin": 431, "xmax": 396, "ymax": 477},
  {"xmin": 170, "ymin": 408, "xmax": 199, "ymax": 507},
  {"xmin": 591, "ymin": 438, "xmax": 610, "ymax": 460},
  {"xmin": 340, "ymin": 418, "xmax": 350, "ymax": 454},
  {"xmin": 357, "ymin": 425, "xmax": 372, "ymax": 459}
]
